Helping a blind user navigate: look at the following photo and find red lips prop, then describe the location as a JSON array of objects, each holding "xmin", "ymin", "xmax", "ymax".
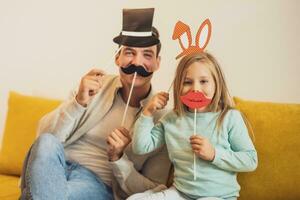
[{"xmin": 180, "ymin": 91, "xmax": 212, "ymax": 109}]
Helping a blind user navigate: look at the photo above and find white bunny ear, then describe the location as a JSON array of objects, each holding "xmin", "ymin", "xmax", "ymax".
[
  {"xmin": 180, "ymin": 31, "xmax": 191, "ymax": 51},
  {"xmin": 195, "ymin": 19, "xmax": 212, "ymax": 50}
]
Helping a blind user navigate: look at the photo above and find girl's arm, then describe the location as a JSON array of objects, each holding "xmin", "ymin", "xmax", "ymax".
[
  {"xmin": 132, "ymin": 114, "xmax": 166, "ymax": 155},
  {"xmin": 212, "ymin": 110, "xmax": 258, "ymax": 172}
]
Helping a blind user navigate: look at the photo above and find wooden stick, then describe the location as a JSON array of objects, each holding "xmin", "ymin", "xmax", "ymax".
[
  {"xmin": 121, "ymin": 72, "xmax": 137, "ymax": 127},
  {"xmin": 193, "ymin": 108, "xmax": 197, "ymax": 180},
  {"xmin": 102, "ymin": 46, "xmax": 123, "ymax": 71},
  {"xmin": 167, "ymin": 79, "xmax": 174, "ymax": 93}
]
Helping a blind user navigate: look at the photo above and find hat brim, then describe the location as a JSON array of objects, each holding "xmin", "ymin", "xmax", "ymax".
[{"xmin": 113, "ymin": 35, "xmax": 160, "ymax": 47}]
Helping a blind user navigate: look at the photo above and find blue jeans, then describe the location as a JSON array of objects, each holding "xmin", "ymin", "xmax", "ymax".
[{"xmin": 21, "ymin": 133, "xmax": 113, "ymax": 200}]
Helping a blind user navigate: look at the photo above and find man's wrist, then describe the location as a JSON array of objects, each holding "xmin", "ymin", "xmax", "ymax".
[
  {"xmin": 109, "ymin": 153, "xmax": 123, "ymax": 162},
  {"xmin": 75, "ymin": 95, "xmax": 87, "ymax": 107}
]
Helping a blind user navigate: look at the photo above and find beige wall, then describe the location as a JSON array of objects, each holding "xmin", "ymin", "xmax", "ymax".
[{"xmin": 0, "ymin": 0, "xmax": 299, "ymax": 140}]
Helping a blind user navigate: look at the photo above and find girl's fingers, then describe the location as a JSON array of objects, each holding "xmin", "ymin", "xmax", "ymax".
[{"xmin": 190, "ymin": 138, "xmax": 203, "ymax": 145}]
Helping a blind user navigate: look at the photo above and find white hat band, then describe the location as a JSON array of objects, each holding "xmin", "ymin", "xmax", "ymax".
[{"xmin": 121, "ymin": 31, "xmax": 152, "ymax": 37}]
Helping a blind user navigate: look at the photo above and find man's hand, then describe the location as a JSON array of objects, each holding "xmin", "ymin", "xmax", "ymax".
[
  {"xmin": 107, "ymin": 127, "xmax": 131, "ymax": 162},
  {"xmin": 143, "ymin": 92, "xmax": 169, "ymax": 116},
  {"xmin": 190, "ymin": 135, "xmax": 215, "ymax": 161},
  {"xmin": 76, "ymin": 69, "xmax": 105, "ymax": 107}
]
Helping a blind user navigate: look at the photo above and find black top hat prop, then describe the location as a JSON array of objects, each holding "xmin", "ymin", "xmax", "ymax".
[{"xmin": 113, "ymin": 8, "xmax": 160, "ymax": 47}]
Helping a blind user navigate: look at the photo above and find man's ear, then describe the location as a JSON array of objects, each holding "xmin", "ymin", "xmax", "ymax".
[
  {"xmin": 115, "ymin": 54, "xmax": 120, "ymax": 66},
  {"xmin": 154, "ymin": 55, "xmax": 161, "ymax": 71}
]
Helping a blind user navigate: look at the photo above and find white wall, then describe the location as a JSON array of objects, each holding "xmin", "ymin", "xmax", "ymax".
[{"xmin": 1, "ymin": 0, "xmax": 299, "ymax": 141}]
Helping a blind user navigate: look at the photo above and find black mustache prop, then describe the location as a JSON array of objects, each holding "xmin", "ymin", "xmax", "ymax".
[{"xmin": 121, "ymin": 64, "xmax": 153, "ymax": 77}]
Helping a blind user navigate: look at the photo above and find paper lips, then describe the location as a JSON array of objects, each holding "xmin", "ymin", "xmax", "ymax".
[{"xmin": 180, "ymin": 91, "xmax": 212, "ymax": 109}]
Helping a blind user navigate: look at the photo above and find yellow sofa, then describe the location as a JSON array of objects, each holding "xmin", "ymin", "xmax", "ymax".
[{"xmin": 0, "ymin": 91, "xmax": 299, "ymax": 200}]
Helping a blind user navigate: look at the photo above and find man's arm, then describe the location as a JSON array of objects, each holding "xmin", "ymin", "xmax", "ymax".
[
  {"xmin": 110, "ymin": 146, "xmax": 170, "ymax": 195},
  {"xmin": 37, "ymin": 89, "xmax": 86, "ymax": 142},
  {"xmin": 37, "ymin": 69, "xmax": 105, "ymax": 142},
  {"xmin": 107, "ymin": 92, "xmax": 171, "ymax": 195}
]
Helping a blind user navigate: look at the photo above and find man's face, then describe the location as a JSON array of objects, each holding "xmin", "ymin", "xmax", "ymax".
[{"xmin": 115, "ymin": 45, "xmax": 160, "ymax": 88}]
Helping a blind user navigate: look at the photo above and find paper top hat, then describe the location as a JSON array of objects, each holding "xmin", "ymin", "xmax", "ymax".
[{"xmin": 113, "ymin": 8, "xmax": 160, "ymax": 47}]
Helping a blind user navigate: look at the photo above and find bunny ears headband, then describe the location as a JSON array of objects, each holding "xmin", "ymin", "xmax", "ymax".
[{"xmin": 172, "ymin": 19, "xmax": 212, "ymax": 59}]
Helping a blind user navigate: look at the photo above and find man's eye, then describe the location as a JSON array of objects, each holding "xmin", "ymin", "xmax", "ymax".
[
  {"xmin": 144, "ymin": 54, "xmax": 153, "ymax": 59},
  {"xmin": 125, "ymin": 51, "xmax": 133, "ymax": 56}
]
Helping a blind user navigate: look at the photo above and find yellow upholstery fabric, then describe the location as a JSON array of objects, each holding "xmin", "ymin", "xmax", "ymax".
[
  {"xmin": 0, "ymin": 174, "xmax": 20, "ymax": 200},
  {"xmin": 234, "ymin": 97, "xmax": 300, "ymax": 200},
  {"xmin": 0, "ymin": 92, "xmax": 299, "ymax": 199},
  {"xmin": 0, "ymin": 91, "xmax": 61, "ymax": 176}
]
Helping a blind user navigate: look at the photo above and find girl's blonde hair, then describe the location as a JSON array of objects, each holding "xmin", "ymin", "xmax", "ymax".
[{"xmin": 173, "ymin": 52, "xmax": 234, "ymax": 131}]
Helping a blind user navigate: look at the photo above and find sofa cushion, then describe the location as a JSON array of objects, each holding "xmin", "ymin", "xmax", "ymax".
[
  {"xmin": 234, "ymin": 97, "xmax": 300, "ymax": 200},
  {"xmin": 0, "ymin": 91, "xmax": 61, "ymax": 176},
  {"xmin": 0, "ymin": 174, "xmax": 20, "ymax": 199}
]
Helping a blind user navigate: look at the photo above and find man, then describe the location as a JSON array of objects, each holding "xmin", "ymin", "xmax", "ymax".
[{"xmin": 20, "ymin": 8, "xmax": 171, "ymax": 200}]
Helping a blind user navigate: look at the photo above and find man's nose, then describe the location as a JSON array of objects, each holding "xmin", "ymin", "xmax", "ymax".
[{"xmin": 131, "ymin": 53, "xmax": 143, "ymax": 66}]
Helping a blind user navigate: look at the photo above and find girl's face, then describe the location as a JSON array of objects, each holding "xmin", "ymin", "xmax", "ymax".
[{"xmin": 181, "ymin": 61, "xmax": 216, "ymax": 112}]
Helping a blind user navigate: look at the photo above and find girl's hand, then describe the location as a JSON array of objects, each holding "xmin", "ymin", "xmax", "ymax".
[
  {"xmin": 190, "ymin": 135, "xmax": 215, "ymax": 161},
  {"xmin": 143, "ymin": 92, "xmax": 169, "ymax": 116}
]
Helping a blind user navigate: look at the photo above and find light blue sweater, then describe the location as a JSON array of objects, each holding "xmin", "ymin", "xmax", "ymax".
[{"xmin": 133, "ymin": 109, "xmax": 258, "ymax": 199}]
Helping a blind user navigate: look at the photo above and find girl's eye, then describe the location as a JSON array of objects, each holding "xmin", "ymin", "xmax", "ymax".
[
  {"xmin": 200, "ymin": 80, "xmax": 208, "ymax": 84},
  {"xmin": 183, "ymin": 81, "xmax": 192, "ymax": 85}
]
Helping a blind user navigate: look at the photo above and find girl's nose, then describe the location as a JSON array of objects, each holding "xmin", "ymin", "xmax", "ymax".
[{"xmin": 193, "ymin": 82, "xmax": 201, "ymax": 92}]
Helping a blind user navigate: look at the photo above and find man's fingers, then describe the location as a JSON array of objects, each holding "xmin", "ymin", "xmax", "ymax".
[
  {"xmin": 84, "ymin": 77, "xmax": 102, "ymax": 87},
  {"xmin": 114, "ymin": 129, "xmax": 128, "ymax": 142},
  {"xmin": 86, "ymin": 68, "xmax": 106, "ymax": 76},
  {"xmin": 83, "ymin": 79, "xmax": 100, "ymax": 89},
  {"xmin": 111, "ymin": 131, "xmax": 123, "ymax": 144},
  {"xmin": 107, "ymin": 137, "xmax": 117, "ymax": 146},
  {"xmin": 118, "ymin": 127, "xmax": 131, "ymax": 138}
]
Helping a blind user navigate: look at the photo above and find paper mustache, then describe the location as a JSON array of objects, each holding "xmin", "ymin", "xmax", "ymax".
[{"xmin": 121, "ymin": 64, "xmax": 153, "ymax": 77}]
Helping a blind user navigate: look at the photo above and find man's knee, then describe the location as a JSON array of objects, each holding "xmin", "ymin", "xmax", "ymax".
[{"xmin": 33, "ymin": 133, "xmax": 64, "ymax": 159}]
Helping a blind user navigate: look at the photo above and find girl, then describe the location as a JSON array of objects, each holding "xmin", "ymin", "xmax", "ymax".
[{"xmin": 130, "ymin": 52, "xmax": 258, "ymax": 200}]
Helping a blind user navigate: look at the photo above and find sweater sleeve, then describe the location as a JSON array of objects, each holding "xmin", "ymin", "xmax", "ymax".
[
  {"xmin": 212, "ymin": 110, "xmax": 258, "ymax": 172},
  {"xmin": 37, "ymin": 89, "xmax": 86, "ymax": 143},
  {"xmin": 109, "ymin": 153, "xmax": 167, "ymax": 195},
  {"xmin": 132, "ymin": 114, "xmax": 166, "ymax": 155}
]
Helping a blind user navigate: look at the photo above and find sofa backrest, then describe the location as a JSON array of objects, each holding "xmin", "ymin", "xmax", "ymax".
[
  {"xmin": 234, "ymin": 97, "xmax": 300, "ymax": 200},
  {"xmin": 0, "ymin": 91, "xmax": 61, "ymax": 175}
]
